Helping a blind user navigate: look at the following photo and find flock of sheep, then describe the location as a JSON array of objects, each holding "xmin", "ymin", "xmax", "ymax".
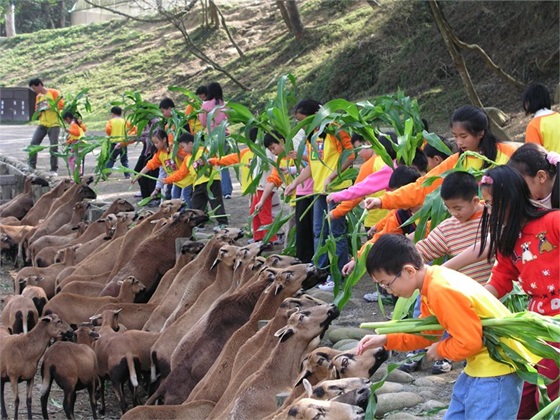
[{"xmin": 0, "ymin": 175, "xmax": 389, "ymax": 420}]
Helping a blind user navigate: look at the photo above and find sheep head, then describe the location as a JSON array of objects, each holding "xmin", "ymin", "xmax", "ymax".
[
  {"xmin": 328, "ymin": 347, "xmax": 389, "ymax": 380},
  {"xmin": 294, "ymin": 346, "xmax": 342, "ymax": 387},
  {"xmin": 233, "ymin": 242, "xmax": 265, "ymax": 272},
  {"xmin": 265, "ymin": 254, "xmax": 302, "ymax": 268},
  {"xmin": 286, "ymin": 398, "xmax": 365, "ymax": 420},
  {"xmin": 275, "ymin": 304, "xmax": 340, "ymax": 344}
]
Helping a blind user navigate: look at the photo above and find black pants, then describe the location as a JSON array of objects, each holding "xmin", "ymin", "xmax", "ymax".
[
  {"xmin": 295, "ymin": 194, "xmax": 315, "ymax": 263},
  {"xmin": 134, "ymin": 154, "xmax": 158, "ymax": 199},
  {"xmin": 191, "ymin": 181, "xmax": 228, "ymax": 226}
]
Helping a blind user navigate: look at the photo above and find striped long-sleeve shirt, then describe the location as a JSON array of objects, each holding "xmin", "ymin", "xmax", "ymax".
[{"xmin": 415, "ymin": 210, "xmax": 492, "ymax": 284}]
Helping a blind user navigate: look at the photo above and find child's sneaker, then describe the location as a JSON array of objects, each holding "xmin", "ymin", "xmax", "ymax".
[
  {"xmin": 363, "ymin": 292, "xmax": 379, "ymax": 302},
  {"xmin": 432, "ymin": 359, "xmax": 452, "ymax": 374},
  {"xmin": 317, "ymin": 279, "xmax": 335, "ymax": 291},
  {"xmin": 398, "ymin": 351, "xmax": 424, "ymax": 373}
]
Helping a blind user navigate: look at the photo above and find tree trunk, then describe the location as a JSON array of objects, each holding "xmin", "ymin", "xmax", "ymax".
[
  {"xmin": 285, "ymin": 0, "xmax": 304, "ymax": 40},
  {"xmin": 365, "ymin": 0, "xmax": 381, "ymax": 8},
  {"xmin": 428, "ymin": 0, "xmax": 509, "ymax": 141},
  {"xmin": 276, "ymin": 0, "xmax": 291, "ymax": 33},
  {"xmin": 208, "ymin": 0, "xmax": 219, "ymax": 28},
  {"xmin": 60, "ymin": 0, "xmax": 66, "ymax": 28},
  {"xmin": 5, "ymin": 3, "xmax": 16, "ymax": 37},
  {"xmin": 211, "ymin": 1, "xmax": 244, "ymax": 57}
]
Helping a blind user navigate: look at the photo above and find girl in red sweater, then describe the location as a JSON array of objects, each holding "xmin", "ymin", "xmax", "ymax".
[{"xmin": 479, "ymin": 165, "xmax": 559, "ymax": 419}]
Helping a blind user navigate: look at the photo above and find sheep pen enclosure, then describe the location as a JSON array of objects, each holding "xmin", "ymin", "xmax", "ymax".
[{"xmin": 0, "ymin": 143, "xmax": 460, "ymax": 419}]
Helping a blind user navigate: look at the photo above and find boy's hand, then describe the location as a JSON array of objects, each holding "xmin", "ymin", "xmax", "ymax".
[
  {"xmin": 341, "ymin": 260, "xmax": 356, "ymax": 276},
  {"xmin": 130, "ymin": 176, "xmax": 137, "ymax": 184},
  {"xmin": 287, "ymin": 150, "xmax": 298, "ymax": 160},
  {"xmin": 425, "ymin": 343, "xmax": 440, "ymax": 362},
  {"xmin": 356, "ymin": 334, "xmax": 387, "ymax": 355},
  {"xmin": 326, "ymin": 193, "xmax": 336, "ymax": 204},
  {"xmin": 254, "ymin": 201, "xmax": 264, "ymax": 213},
  {"xmin": 365, "ymin": 197, "xmax": 382, "ymax": 210}
]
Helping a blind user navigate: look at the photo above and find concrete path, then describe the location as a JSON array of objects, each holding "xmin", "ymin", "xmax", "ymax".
[{"xmin": 0, "ymin": 124, "xmax": 143, "ymax": 201}]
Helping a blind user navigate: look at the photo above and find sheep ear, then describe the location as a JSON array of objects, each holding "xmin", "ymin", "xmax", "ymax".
[
  {"xmin": 233, "ymin": 258, "xmax": 242, "ymax": 272},
  {"xmin": 274, "ymin": 326, "xmax": 294, "ymax": 342},
  {"xmin": 303, "ymin": 379, "xmax": 313, "ymax": 397},
  {"xmin": 293, "ymin": 367, "xmax": 311, "ymax": 388},
  {"xmin": 41, "ymin": 316, "xmax": 53, "ymax": 323},
  {"xmin": 116, "ymin": 280, "xmax": 123, "ymax": 286},
  {"xmin": 210, "ymin": 258, "xmax": 220, "ymax": 270}
]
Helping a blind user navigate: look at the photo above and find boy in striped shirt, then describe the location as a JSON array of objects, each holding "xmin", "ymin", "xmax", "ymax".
[{"xmin": 411, "ymin": 170, "xmax": 492, "ymax": 374}]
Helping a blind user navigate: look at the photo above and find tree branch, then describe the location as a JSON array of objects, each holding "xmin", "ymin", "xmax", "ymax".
[
  {"xmin": 82, "ymin": 0, "xmax": 176, "ymax": 23},
  {"xmin": 210, "ymin": 0, "xmax": 244, "ymax": 58},
  {"xmin": 442, "ymin": 19, "xmax": 525, "ymax": 89}
]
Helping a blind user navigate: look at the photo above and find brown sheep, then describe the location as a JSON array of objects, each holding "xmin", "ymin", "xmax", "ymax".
[
  {"xmin": 0, "ymin": 314, "xmax": 73, "ymax": 420},
  {"xmin": 216, "ymin": 304, "xmax": 340, "ymax": 420},
  {"xmin": 40, "ymin": 324, "xmax": 99, "ymax": 419},
  {"xmin": 43, "ymin": 276, "xmax": 146, "ymax": 328},
  {"xmin": 15, "ymin": 244, "xmax": 81, "ymax": 298},
  {"xmin": 34, "ymin": 198, "xmax": 135, "ymax": 267},
  {"xmin": 281, "ymin": 398, "xmax": 365, "ymax": 420},
  {"xmin": 0, "ymin": 233, "xmax": 18, "ymax": 264},
  {"xmin": 146, "ymin": 240, "xmax": 206, "ymax": 306},
  {"xmin": 100, "ymin": 208, "xmax": 209, "ymax": 300},
  {"xmin": 209, "ymin": 306, "xmax": 332, "ymax": 415},
  {"xmin": 187, "ymin": 264, "xmax": 328, "ymax": 405},
  {"xmin": 102, "ymin": 199, "xmax": 184, "ymax": 281},
  {"xmin": 121, "ymin": 400, "xmax": 216, "ymax": 420},
  {"xmin": 142, "ymin": 230, "xmax": 242, "ymax": 332},
  {"xmin": 1, "ymin": 294, "xmax": 38, "ymax": 334},
  {"xmin": 19, "ymin": 178, "xmax": 73, "ymax": 227},
  {"xmin": 95, "ymin": 329, "xmax": 160, "ymax": 413},
  {"xmin": 269, "ymin": 377, "xmax": 371, "ymax": 420},
  {"xmin": 0, "ymin": 175, "xmax": 50, "ymax": 220},
  {"xmin": 29, "ymin": 201, "xmax": 90, "ymax": 266},
  {"xmin": 59, "ymin": 281, "xmax": 107, "ymax": 297},
  {"xmin": 21, "ymin": 285, "xmax": 48, "ymax": 316}
]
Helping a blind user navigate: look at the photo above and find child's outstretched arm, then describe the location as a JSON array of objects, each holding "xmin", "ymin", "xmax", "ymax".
[{"xmin": 357, "ymin": 334, "xmax": 387, "ymax": 355}]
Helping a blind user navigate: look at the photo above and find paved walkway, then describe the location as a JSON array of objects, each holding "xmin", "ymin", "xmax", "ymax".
[{"xmin": 0, "ymin": 124, "xmax": 143, "ymax": 201}]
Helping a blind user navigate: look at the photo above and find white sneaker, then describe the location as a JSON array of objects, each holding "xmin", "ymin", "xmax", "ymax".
[
  {"xmin": 363, "ymin": 292, "xmax": 379, "ymax": 302},
  {"xmin": 317, "ymin": 279, "xmax": 335, "ymax": 291},
  {"xmin": 48, "ymin": 171, "xmax": 58, "ymax": 177}
]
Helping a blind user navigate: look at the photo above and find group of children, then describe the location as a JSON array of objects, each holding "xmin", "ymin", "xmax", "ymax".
[{"xmin": 31, "ymin": 76, "xmax": 559, "ymax": 418}]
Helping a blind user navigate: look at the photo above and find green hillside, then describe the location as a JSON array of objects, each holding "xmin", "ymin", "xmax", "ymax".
[{"xmin": 1, "ymin": 0, "xmax": 558, "ymax": 134}]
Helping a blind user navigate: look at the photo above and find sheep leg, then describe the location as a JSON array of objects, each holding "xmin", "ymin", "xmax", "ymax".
[
  {"xmin": 10, "ymin": 377, "xmax": 19, "ymax": 419},
  {"xmin": 87, "ymin": 382, "xmax": 97, "ymax": 420},
  {"xmin": 25, "ymin": 378, "xmax": 34, "ymax": 420},
  {"xmin": 111, "ymin": 379, "xmax": 127, "ymax": 414},
  {"xmin": 62, "ymin": 389, "xmax": 76, "ymax": 420},
  {"xmin": 1, "ymin": 377, "xmax": 8, "ymax": 419},
  {"xmin": 98, "ymin": 379, "xmax": 106, "ymax": 416},
  {"xmin": 39, "ymin": 374, "xmax": 53, "ymax": 419}
]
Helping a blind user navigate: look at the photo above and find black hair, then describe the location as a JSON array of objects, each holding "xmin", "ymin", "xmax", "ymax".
[
  {"xmin": 248, "ymin": 127, "xmax": 259, "ymax": 143},
  {"xmin": 159, "ymin": 98, "xmax": 175, "ymax": 110},
  {"xmin": 263, "ymin": 131, "xmax": 282, "ymax": 148},
  {"xmin": 177, "ymin": 132, "xmax": 194, "ymax": 144},
  {"xmin": 62, "ymin": 111, "xmax": 75, "ymax": 121},
  {"xmin": 409, "ymin": 149, "xmax": 428, "ymax": 174},
  {"xmin": 522, "ymin": 83, "xmax": 551, "ymax": 115},
  {"xmin": 294, "ymin": 99, "xmax": 322, "ymax": 117},
  {"xmin": 479, "ymin": 165, "xmax": 553, "ymax": 261},
  {"xmin": 28, "ymin": 78, "xmax": 43, "ymax": 87},
  {"xmin": 206, "ymin": 82, "xmax": 224, "ymax": 105},
  {"xmin": 351, "ymin": 133, "xmax": 364, "ymax": 145},
  {"xmin": 151, "ymin": 128, "xmax": 168, "ymax": 143},
  {"xmin": 378, "ymin": 132, "xmax": 397, "ymax": 160},
  {"xmin": 110, "ymin": 106, "xmax": 122, "ymax": 116},
  {"xmin": 195, "ymin": 86, "xmax": 208, "ymax": 96},
  {"xmin": 451, "ymin": 105, "xmax": 500, "ymax": 168},
  {"xmin": 508, "ymin": 143, "xmax": 559, "ymax": 209},
  {"xmin": 365, "ymin": 234, "xmax": 423, "ymax": 276},
  {"xmin": 388, "ymin": 165, "xmax": 421, "ymax": 190},
  {"xmin": 424, "ymin": 136, "xmax": 454, "ymax": 160},
  {"xmin": 440, "ymin": 171, "xmax": 478, "ymax": 201}
]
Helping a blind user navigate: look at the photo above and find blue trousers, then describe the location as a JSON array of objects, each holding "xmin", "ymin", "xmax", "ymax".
[{"xmin": 312, "ymin": 194, "xmax": 349, "ymax": 272}]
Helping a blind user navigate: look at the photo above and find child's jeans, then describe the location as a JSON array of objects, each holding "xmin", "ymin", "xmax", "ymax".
[
  {"xmin": 313, "ymin": 194, "xmax": 349, "ymax": 272},
  {"xmin": 445, "ymin": 371, "xmax": 522, "ymax": 420},
  {"xmin": 182, "ymin": 185, "xmax": 193, "ymax": 208},
  {"xmin": 171, "ymin": 185, "xmax": 182, "ymax": 200}
]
